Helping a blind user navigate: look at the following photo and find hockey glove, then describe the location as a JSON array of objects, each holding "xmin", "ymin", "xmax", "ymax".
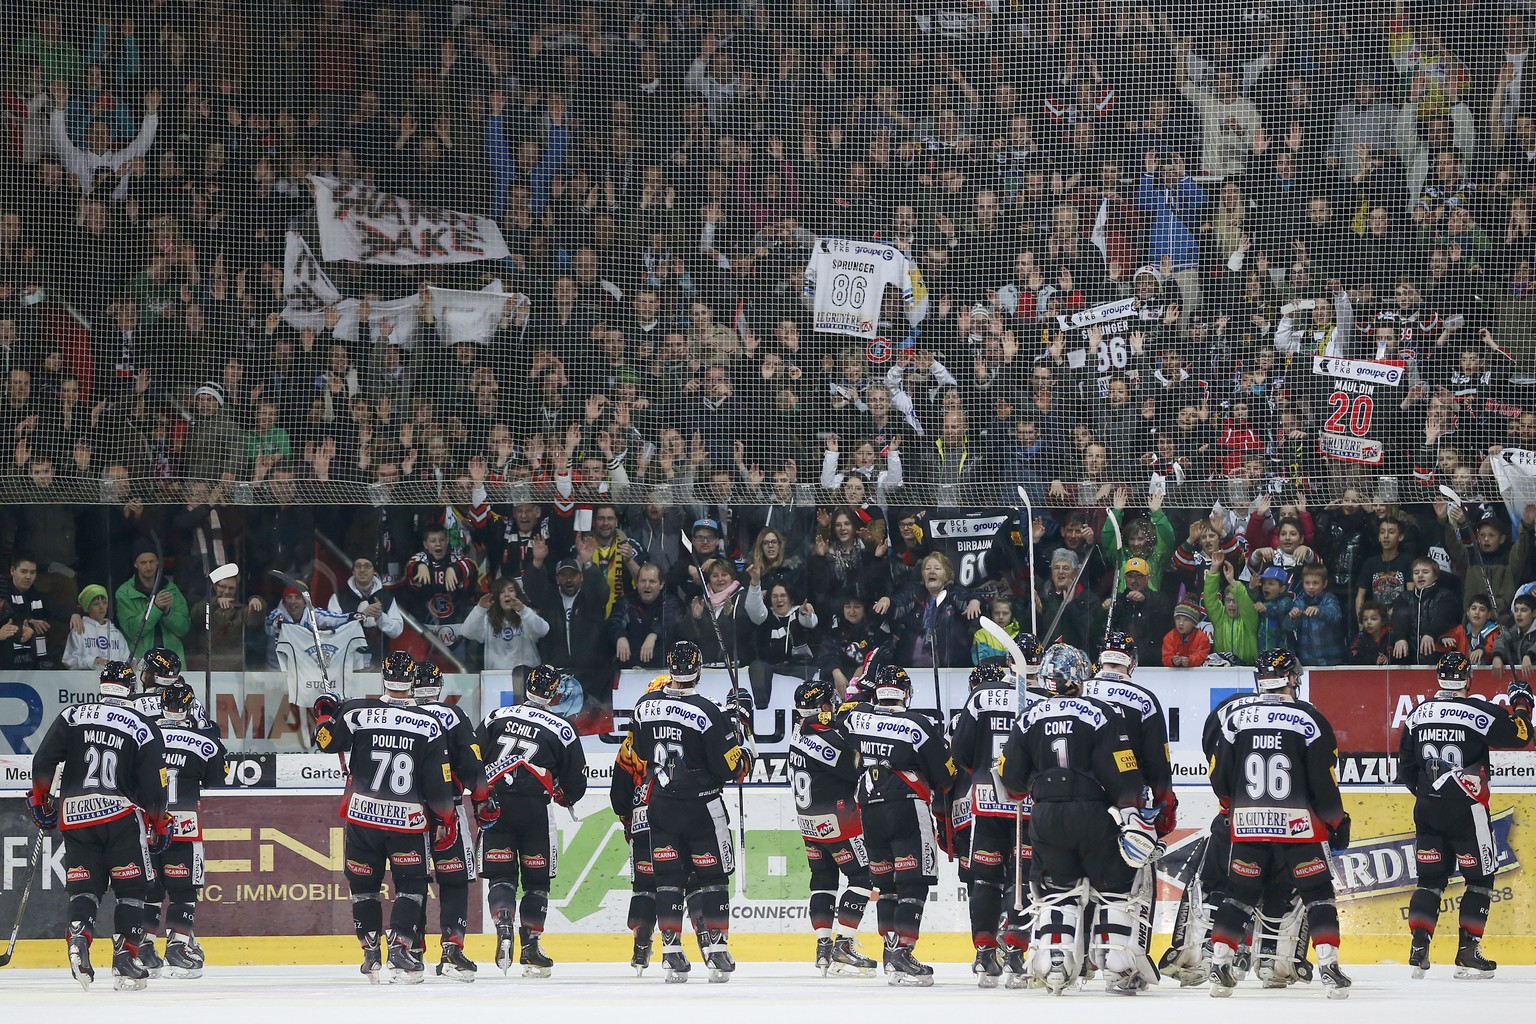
[
  {"xmin": 27, "ymin": 783, "xmax": 56, "ymax": 830},
  {"xmin": 431, "ymin": 811, "xmax": 459, "ymax": 853},
  {"xmin": 1153, "ymin": 789, "xmax": 1178, "ymax": 838},
  {"xmin": 1326, "ymin": 813, "xmax": 1352, "ymax": 852},
  {"xmin": 473, "ymin": 797, "xmax": 501, "ymax": 829},
  {"xmin": 1115, "ymin": 807, "xmax": 1159, "ymax": 869},
  {"xmin": 1509, "ymin": 677, "xmax": 1534, "ymax": 720},
  {"xmin": 727, "ymin": 688, "xmax": 754, "ymax": 737},
  {"xmin": 146, "ymin": 814, "xmax": 174, "ymax": 854},
  {"xmin": 313, "ymin": 692, "xmax": 341, "ymax": 723}
]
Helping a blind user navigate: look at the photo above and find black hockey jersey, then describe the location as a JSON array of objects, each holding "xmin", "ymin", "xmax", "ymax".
[
  {"xmin": 134, "ymin": 690, "xmax": 212, "ymax": 732},
  {"xmin": 1211, "ymin": 696, "xmax": 1344, "ymax": 844},
  {"xmin": 839, "ymin": 703, "xmax": 955, "ymax": 807},
  {"xmin": 1203, "ymin": 691, "xmax": 1268, "ymax": 758},
  {"xmin": 32, "ymin": 701, "xmax": 168, "ymax": 829},
  {"xmin": 1082, "ymin": 672, "xmax": 1174, "ymax": 822},
  {"xmin": 788, "ymin": 717, "xmax": 862, "ymax": 841},
  {"xmin": 952, "ymin": 683, "xmax": 1031, "ymax": 819},
  {"xmin": 479, "ymin": 703, "xmax": 588, "ymax": 805},
  {"xmin": 1397, "ymin": 695, "xmax": 1532, "ymax": 806},
  {"xmin": 627, "ymin": 688, "xmax": 745, "ymax": 799},
  {"xmin": 999, "ymin": 694, "xmax": 1144, "ymax": 809},
  {"xmin": 316, "ymin": 698, "xmax": 454, "ymax": 833},
  {"xmin": 159, "ymin": 723, "xmax": 227, "ymax": 841},
  {"xmin": 417, "ymin": 699, "xmax": 489, "ymax": 803}
]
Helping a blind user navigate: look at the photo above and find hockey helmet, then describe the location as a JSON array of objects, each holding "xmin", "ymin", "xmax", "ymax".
[
  {"xmin": 873, "ymin": 665, "xmax": 913, "ymax": 706},
  {"xmin": 1037, "ymin": 644, "xmax": 1091, "ymax": 697},
  {"xmin": 793, "ymin": 678, "xmax": 837, "ymax": 718},
  {"xmin": 1255, "ymin": 648, "xmax": 1301, "ymax": 692},
  {"xmin": 412, "ymin": 661, "xmax": 444, "ymax": 701},
  {"xmin": 381, "ymin": 651, "xmax": 417, "ymax": 692},
  {"xmin": 1099, "ymin": 630, "xmax": 1137, "ymax": 672},
  {"xmin": 1015, "ymin": 633, "xmax": 1045, "ymax": 669},
  {"xmin": 968, "ymin": 663, "xmax": 1008, "ymax": 691},
  {"xmin": 160, "ymin": 681, "xmax": 197, "ymax": 723},
  {"xmin": 525, "ymin": 665, "xmax": 564, "ymax": 707},
  {"xmin": 141, "ymin": 647, "xmax": 182, "ymax": 688},
  {"xmin": 99, "ymin": 660, "xmax": 136, "ymax": 701},
  {"xmin": 666, "ymin": 641, "xmax": 703, "ymax": 687},
  {"xmin": 1435, "ymin": 651, "xmax": 1473, "ymax": 690}
]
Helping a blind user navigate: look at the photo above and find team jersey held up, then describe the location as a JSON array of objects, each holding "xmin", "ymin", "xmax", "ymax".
[{"xmin": 803, "ymin": 237, "xmax": 925, "ymax": 339}]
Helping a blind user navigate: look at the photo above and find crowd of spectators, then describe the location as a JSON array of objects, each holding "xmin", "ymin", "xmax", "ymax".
[{"xmin": 3, "ymin": 3, "xmax": 1536, "ymax": 716}]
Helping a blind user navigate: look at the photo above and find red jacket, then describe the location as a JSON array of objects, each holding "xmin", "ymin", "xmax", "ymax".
[{"xmin": 1162, "ymin": 627, "xmax": 1212, "ymax": 667}]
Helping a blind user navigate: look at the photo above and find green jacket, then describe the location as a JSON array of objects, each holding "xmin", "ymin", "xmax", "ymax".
[
  {"xmin": 114, "ymin": 578, "xmax": 191, "ymax": 661},
  {"xmin": 1204, "ymin": 568, "xmax": 1259, "ymax": 666},
  {"xmin": 1103, "ymin": 508, "xmax": 1177, "ymax": 593}
]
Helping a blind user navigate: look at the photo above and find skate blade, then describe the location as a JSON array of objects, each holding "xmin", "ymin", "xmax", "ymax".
[
  {"xmin": 1411, "ymin": 966, "xmax": 1428, "ymax": 980},
  {"xmin": 1454, "ymin": 966, "xmax": 1494, "ymax": 980},
  {"xmin": 439, "ymin": 965, "xmax": 476, "ymax": 983},
  {"xmin": 977, "ymin": 974, "xmax": 999, "ymax": 989},
  {"xmin": 165, "ymin": 967, "xmax": 204, "ymax": 980},
  {"xmin": 1325, "ymin": 986, "xmax": 1350, "ymax": 1000},
  {"xmin": 817, "ymin": 961, "xmax": 831, "ymax": 977},
  {"xmin": 1209, "ymin": 983, "xmax": 1234, "ymax": 998},
  {"xmin": 1179, "ymin": 968, "xmax": 1209, "ymax": 987},
  {"xmin": 633, "ymin": 965, "xmax": 648, "ymax": 978},
  {"xmin": 387, "ymin": 968, "xmax": 424, "ymax": 985},
  {"xmin": 112, "ymin": 975, "xmax": 148, "ymax": 991},
  {"xmin": 887, "ymin": 972, "xmax": 933, "ymax": 987},
  {"xmin": 708, "ymin": 969, "xmax": 732, "ymax": 983},
  {"xmin": 664, "ymin": 969, "xmax": 689, "ymax": 984},
  {"xmin": 71, "ymin": 968, "xmax": 93, "ymax": 992},
  {"xmin": 1044, "ymin": 969, "xmax": 1067, "ymax": 995},
  {"xmin": 522, "ymin": 965, "xmax": 552, "ymax": 979},
  {"xmin": 829, "ymin": 961, "xmax": 875, "ymax": 977}
]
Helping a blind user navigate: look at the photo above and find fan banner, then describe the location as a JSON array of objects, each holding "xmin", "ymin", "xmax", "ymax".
[
  {"xmin": 310, "ymin": 175, "xmax": 509, "ymax": 265},
  {"xmin": 1491, "ymin": 447, "xmax": 1536, "ymax": 531},
  {"xmin": 429, "ymin": 282, "xmax": 517, "ymax": 346},
  {"xmin": 1311, "ymin": 356, "xmax": 1407, "ymax": 466}
]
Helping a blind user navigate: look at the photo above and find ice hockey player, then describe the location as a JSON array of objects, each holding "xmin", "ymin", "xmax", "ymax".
[
  {"xmin": 29, "ymin": 660, "xmax": 171, "ymax": 990},
  {"xmin": 313, "ymin": 651, "xmax": 455, "ymax": 984},
  {"xmin": 999, "ymin": 643, "xmax": 1157, "ymax": 995},
  {"xmin": 411, "ymin": 660, "xmax": 490, "ymax": 981},
  {"xmin": 624, "ymin": 641, "xmax": 749, "ymax": 983},
  {"xmin": 1399, "ymin": 651, "xmax": 1533, "ymax": 979},
  {"xmin": 133, "ymin": 648, "xmax": 204, "ymax": 727},
  {"xmin": 951, "ymin": 661, "xmax": 1023, "ymax": 987},
  {"xmin": 479, "ymin": 663, "xmax": 588, "ymax": 978},
  {"xmin": 1207, "ymin": 648, "xmax": 1352, "ymax": 998},
  {"xmin": 142, "ymin": 680, "xmax": 225, "ymax": 979},
  {"xmin": 839, "ymin": 665, "xmax": 956, "ymax": 986},
  {"xmin": 788, "ymin": 677, "xmax": 877, "ymax": 977}
]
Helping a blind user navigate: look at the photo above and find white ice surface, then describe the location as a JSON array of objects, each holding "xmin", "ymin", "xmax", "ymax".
[{"xmin": 1, "ymin": 963, "xmax": 1531, "ymax": 1022}]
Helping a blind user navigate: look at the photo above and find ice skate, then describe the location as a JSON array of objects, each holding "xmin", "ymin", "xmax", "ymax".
[
  {"xmin": 661, "ymin": 930, "xmax": 690, "ymax": 983},
  {"xmin": 164, "ymin": 938, "xmax": 205, "ymax": 979},
  {"xmin": 1002, "ymin": 947, "xmax": 1033, "ymax": 989},
  {"xmin": 359, "ymin": 933, "xmax": 382, "ymax": 983},
  {"xmin": 66, "ymin": 922, "xmax": 94, "ymax": 991},
  {"xmin": 631, "ymin": 935, "xmax": 653, "ymax": 976},
  {"xmin": 138, "ymin": 936, "xmax": 164, "ymax": 979},
  {"xmin": 111, "ymin": 940, "xmax": 149, "ymax": 991},
  {"xmin": 830, "ymin": 936, "xmax": 876, "ymax": 976},
  {"xmin": 386, "ymin": 936, "xmax": 425, "ymax": 985},
  {"xmin": 1409, "ymin": 929, "xmax": 1432, "ymax": 979},
  {"xmin": 436, "ymin": 941, "xmax": 477, "ymax": 982},
  {"xmin": 1317, "ymin": 945, "xmax": 1351, "ymax": 999},
  {"xmin": 972, "ymin": 946, "xmax": 1002, "ymax": 988},
  {"xmin": 883, "ymin": 942, "xmax": 934, "ymax": 987},
  {"xmin": 519, "ymin": 929, "xmax": 554, "ymax": 978},
  {"xmin": 816, "ymin": 936, "xmax": 833, "ymax": 976},
  {"xmin": 495, "ymin": 921, "xmax": 515, "ymax": 975},
  {"xmin": 1454, "ymin": 930, "xmax": 1496, "ymax": 979}
]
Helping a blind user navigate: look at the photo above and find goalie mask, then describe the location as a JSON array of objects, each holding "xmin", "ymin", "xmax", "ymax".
[{"xmin": 1037, "ymin": 644, "xmax": 1091, "ymax": 697}]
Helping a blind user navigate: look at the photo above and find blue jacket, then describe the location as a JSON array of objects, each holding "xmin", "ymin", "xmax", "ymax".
[
  {"xmin": 1138, "ymin": 173, "xmax": 1207, "ymax": 272},
  {"xmin": 1291, "ymin": 589, "xmax": 1346, "ymax": 666}
]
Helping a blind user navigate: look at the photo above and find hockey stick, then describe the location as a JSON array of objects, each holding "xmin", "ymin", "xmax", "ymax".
[
  {"xmin": 204, "ymin": 562, "xmax": 241, "ymax": 712},
  {"xmin": 978, "ymin": 614, "xmax": 1033, "ymax": 912},
  {"xmin": 128, "ymin": 529, "xmax": 164, "ymax": 660},
  {"xmin": 1040, "ymin": 545, "xmax": 1094, "ymax": 646},
  {"xmin": 1016, "ymin": 486, "xmax": 1038, "ymax": 637},
  {"xmin": 679, "ymin": 529, "xmax": 752, "ymax": 898},
  {"xmin": 928, "ymin": 588, "xmax": 948, "ymax": 726},
  {"xmin": 1102, "ymin": 507, "xmax": 1124, "ymax": 650},
  {"xmin": 1, "ymin": 765, "xmax": 62, "ymax": 967}
]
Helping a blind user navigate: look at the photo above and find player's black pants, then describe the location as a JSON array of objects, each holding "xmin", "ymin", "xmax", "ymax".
[
  {"xmin": 62, "ymin": 817, "xmax": 154, "ymax": 952},
  {"xmin": 1213, "ymin": 841, "xmax": 1339, "ymax": 953},
  {"xmin": 805, "ymin": 834, "xmax": 871, "ymax": 936},
  {"xmin": 143, "ymin": 840, "xmax": 204, "ymax": 937},
  {"xmin": 341, "ymin": 823, "xmax": 430, "ymax": 947},
  {"xmin": 481, "ymin": 793, "xmax": 556, "ymax": 936},
  {"xmin": 649, "ymin": 791, "xmax": 733, "ymax": 948},
  {"xmin": 861, "ymin": 799, "xmax": 937, "ymax": 946},
  {"xmin": 1029, "ymin": 799, "xmax": 1135, "ymax": 895},
  {"xmin": 968, "ymin": 814, "xmax": 1022, "ymax": 947},
  {"xmin": 1408, "ymin": 794, "xmax": 1498, "ymax": 938}
]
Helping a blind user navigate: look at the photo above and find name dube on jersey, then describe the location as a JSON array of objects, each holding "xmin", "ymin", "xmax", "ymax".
[{"xmin": 803, "ymin": 237, "xmax": 927, "ymax": 340}]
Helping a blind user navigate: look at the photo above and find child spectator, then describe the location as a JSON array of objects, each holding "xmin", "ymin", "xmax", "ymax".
[
  {"xmin": 1446, "ymin": 595, "xmax": 1499, "ymax": 665},
  {"xmin": 1492, "ymin": 595, "xmax": 1536, "ymax": 673},
  {"xmin": 1288, "ymin": 564, "xmax": 1345, "ymax": 666},
  {"xmin": 1251, "ymin": 565, "xmax": 1295, "ymax": 653},
  {"xmin": 1390, "ymin": 557, "xmax": 1461, "ymax": 665},
  {"xmin": 1203, "ymin": 555, "xmax": 1259, "ymax": 666},
  {"xmin": 1162, "ymin": 600, "xmax": 1211, "ymax": 668},
  {"xmin": 1349, "ymin": 601, "xmax": 1396, "ymax": 666},
  {"xmin": 973, "ymin": 596, "xmax": 1021, "ymax": 666},
  {"xmin": 63, "ymin": 583, "xmax": 132, "ymax": 669}
]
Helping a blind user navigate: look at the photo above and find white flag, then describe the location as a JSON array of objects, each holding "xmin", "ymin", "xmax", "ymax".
[
  {"xmin": 1490, "ymin": 448, "xmax": 1536, "ymax": 528},
  {"xmin": 311, "ymin": 175, "xmax": 509, "ymax": 264},
  {"xmin": 281, "ymin": 231, "xmax": 344, "ymax": 331},
  {"xmin": 430, "ymin": 281, "xmax": 516, "ymax": 345}
]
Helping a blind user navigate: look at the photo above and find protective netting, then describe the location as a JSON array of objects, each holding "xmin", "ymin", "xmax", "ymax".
[{"xmin": 3, "ymin": 3, "xmax": 1534, "ymax": 512}]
